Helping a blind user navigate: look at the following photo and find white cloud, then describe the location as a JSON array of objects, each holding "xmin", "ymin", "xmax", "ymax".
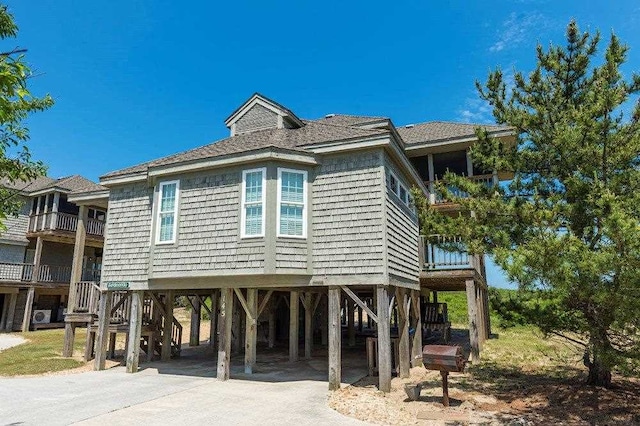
[
  {"xmin": 457, "ymin": 97, "xmax": 494, "ymax": 124},
  {"xmin": 457, "ymin": 67, "xmax": 516, "ymax": 124},
  {"xmin": 490, "ymin": 12, "xmax": 546, "ymax": 53}
]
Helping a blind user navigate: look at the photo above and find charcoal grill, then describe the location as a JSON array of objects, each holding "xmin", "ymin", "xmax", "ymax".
[{"xmin": 421, "ymin": 345, "xmax": 465, "ymax": 406}]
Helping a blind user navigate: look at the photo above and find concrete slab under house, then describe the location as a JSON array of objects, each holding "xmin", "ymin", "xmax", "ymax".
[{"xmin": 61, "ymin": 93, "xmax": 514, "ymax": 392}]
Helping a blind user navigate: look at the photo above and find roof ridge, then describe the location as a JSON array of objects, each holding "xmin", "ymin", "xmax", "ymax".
[{"xmin": 305, "ymin": 119, "xmax": 388, "ymax": 134}]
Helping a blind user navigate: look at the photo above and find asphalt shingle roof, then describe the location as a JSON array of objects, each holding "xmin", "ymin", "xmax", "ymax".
[
  {"xmin": 102, "ymin": 121, "xmax": 387, "ymax": 179},
  {"xmin": 396, "ymin": 121, "xmax": 511, "ymax": 145},
  {"xmin": 0, "ymin": 175, "xmax": 106, "ymax": 195}
]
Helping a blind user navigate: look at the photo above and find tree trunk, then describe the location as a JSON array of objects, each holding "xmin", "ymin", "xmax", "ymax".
[
  {"xmin": 583, "ymin": 333, "xmax": 613, "ymax": 388},
  {"xmin": 585, "ymin": 358, "xmax": 612, "ymax": 388}
]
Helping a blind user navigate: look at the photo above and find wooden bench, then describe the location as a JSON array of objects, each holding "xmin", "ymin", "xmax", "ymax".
[{"xmin": 423, "ymin": 303, "xmax": 451, "ymax": 343}]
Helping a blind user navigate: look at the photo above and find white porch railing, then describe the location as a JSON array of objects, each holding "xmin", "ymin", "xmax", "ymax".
[{"xmin": 28, "ymin": 212, "xmax": 105, "ymax": 236}]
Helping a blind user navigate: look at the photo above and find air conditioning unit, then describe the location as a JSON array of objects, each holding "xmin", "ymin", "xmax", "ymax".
[{"xmin": 32, "ymin": 309, "xmax": 51, "ymax": 325}]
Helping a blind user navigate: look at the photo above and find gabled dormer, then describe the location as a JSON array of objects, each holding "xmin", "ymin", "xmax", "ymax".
[{"xmin": 225, "ymin": 93, "xmax": 305, "ymax": 136}]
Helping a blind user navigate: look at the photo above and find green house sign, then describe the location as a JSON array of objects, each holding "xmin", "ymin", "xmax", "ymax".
[{"xmin": 106, "ymin": 281, "xmax": 130, "ymax": 290}]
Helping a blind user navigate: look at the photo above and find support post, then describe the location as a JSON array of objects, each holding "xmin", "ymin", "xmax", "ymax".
[
  {"xmin": 376, "ymin": 286, "xmax": 392, "ymax": 393},
  {"xmin": 410, "ymin": 290, "xmax": 423, "ymax": 368},
  {"xmin": 161, "ymin": 291, "xmax": 174, "ymax": 361},
  {"xmin": 358, "ymin": 306, "xmax": 363, "ymax": 332},
  {"xmin": 94, "ymin": 291, "xmax": 112, "ymax": 370},
  {"xmin": 21, "ymin": 286, "xmax": 35, "ymax": 332},
  {"xmin": 209, "ymin": 291, "xmax": 218, "ymax": 347},
  {"xmin": 396, "ymin": 288, "xmax": 410, "ymax": 378},
  {"xmin": 304, "ymin": 292, "xmax": 312, "ymax": 359},
  {"xmin": 68, "ymin": 206, "xmax": 88, "ymax": 312},
  {"xmin": 328, "ymin": 286, "xmax": 341, "ymax": 391},
  {"xmin": 320, "ymin": 295, "xmax": 328, "ymax": 346},
  {"xmin": 126, "ymin": 291, "xmax": 144, "ymax": 373},
  {"xmin": 62, "ymin": 323, "xmax": 76, "ymax": 357},
  {"xmin": 466, "ymin": 279, "xmax": 480, "ymax": 362},
  {"xmin": 5, "ymin": 293, "xmax": 16, "ymax": 331},
  {"xmin": 289, "ymin": 290, "xmax": 299, "ymax": 362},
  {"xmin": 217, "ymin": 288, "xmax": 233, "ymax": 381},
  {"xmin": 484, "ymin": 287, "xmax": 491, "ymax": 338},
  {"xmin": 347, "ymin": 299, "xmax": 356, "ymax": 347},
  {"xmin": 268, "ymin": 300, "xmax": 276, "ymax": 349},
  {"xmin": 244, "ymin": 288, "xmax": 257, "ymax": 374},
  {"xmin": 189, "ymin": 296, "xmax": 201, "ymax": 346}
]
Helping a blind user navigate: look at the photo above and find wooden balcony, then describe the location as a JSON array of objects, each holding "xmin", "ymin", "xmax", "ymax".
[
  {"xmin": 28, "ymin": 212, "xmax": 105, "ymax": 238},
  {"xmin": 0, "ymin": 262, "xmax": 100, "ymax": 285},
  {"xmin": 425, "ymin": 173, "xmax": 498, "ymax": 206},
  {"xmin": 419, "ymin": 234, "xmax": 486, "ymax": 291}
]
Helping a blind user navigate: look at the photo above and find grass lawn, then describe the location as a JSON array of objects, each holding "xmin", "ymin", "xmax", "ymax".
[{"xmin": 0, "ymin": 329, "xmax": 88, "ymax": 376}]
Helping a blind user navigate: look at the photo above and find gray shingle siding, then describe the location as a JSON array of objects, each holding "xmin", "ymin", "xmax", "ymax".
[
  {"xmin": 235, "ymin": 104, "xmax": 278, "ymax": 134},
  {"xmin": 0, "ymin": 196, "xmax": 30, "ymax": 244},
  {"xmin": 384, "ymin": 154, "xmax": 420, "ymax": 283},
  {"xmin": 101, "ymin": 183, "xmax": 152, "ymax": 283},
  {"xmin": 151, "ymin": 170, "xmax": 265, "ymax": 274},
  {"xmin": 276, "ymin": 239, "xmax": 307, "ymax": 269},
  {"xmin": 312, "ymin": 150, "xmax": 385, "ymax": 276}
]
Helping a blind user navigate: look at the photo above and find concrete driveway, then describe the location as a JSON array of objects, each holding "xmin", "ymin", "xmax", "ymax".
[{"xmin": 0, "ymin": 346, "xmax": 369, "ymax": 425}]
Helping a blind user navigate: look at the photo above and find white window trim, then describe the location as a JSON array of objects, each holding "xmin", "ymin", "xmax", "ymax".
[
  {"xmin": 155, "ymin": 180, "xmax": 180, "ymax": 245},
  {"xmin": 276, "ymin": 168, "xmax": 308, "ymax": 239},
  {"xmin": 389, "ymin": 170, "xmax": 412, "ymax": 207},
  {"xmin": 389, "ymin": 171, "xmax": 399, "ymax": 196},
  {"xmin": 241, "ymin": 167, "xmax": 267, "ymax": 238}
]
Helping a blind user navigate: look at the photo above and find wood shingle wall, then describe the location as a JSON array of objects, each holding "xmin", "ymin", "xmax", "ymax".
[
  {"xmin": 235, "ymin": 104, "xmax": 278, "ymax": 134},
  {"xmin": 312, "ymin": 151, "xmax": 385, "ymax": 277},
  {"xmin": 101, "ymin": 183, "xmax": 152, "ymax": 284},
  {"xmin": 152, "ymin": 171, "xmax": 266, "ymax": 274},
  {"xmin": 384, "ymin": 154, "xmax": 420, "ymax": 284}
]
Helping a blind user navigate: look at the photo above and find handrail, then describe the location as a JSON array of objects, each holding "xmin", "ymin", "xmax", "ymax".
[
  {"xmin": 0, "ymin": 262, "xmax": 99, "ymax": 284},
  {"xmin": 422, "ymin": 234, "xmax": 471, "ymax": 270},
  {"xmin": 421, "ymin": 234, "xmax": 488, "ymax": 279},
  {"xmin": 28, "ymin": 211, "xmax": 105, "ymax": 236}
]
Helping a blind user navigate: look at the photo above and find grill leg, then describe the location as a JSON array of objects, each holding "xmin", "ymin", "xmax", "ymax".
[{"xmin": 441, "ymin": 370, "xmax": 449, "ymax": 407}]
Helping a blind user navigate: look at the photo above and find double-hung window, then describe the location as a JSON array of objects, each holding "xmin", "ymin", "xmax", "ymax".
[
  {"xmin": 277, "ymin": 168, "xmax": 307, "ymax": 238},
  {"xmin": 156, "ymin": 180, "xmax": 179, "ymax": 244},
  {"xmin": 241, "ymin": 168, "xmax": 266, "ymax": 238}
]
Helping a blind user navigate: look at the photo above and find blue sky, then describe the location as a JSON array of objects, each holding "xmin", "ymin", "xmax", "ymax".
[{"xmin": 6, "ymin": 1, "xmax": 640, "ymax": 288}]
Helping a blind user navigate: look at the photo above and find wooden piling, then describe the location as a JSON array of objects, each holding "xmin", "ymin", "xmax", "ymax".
[
  {"xmin": 217, "ymin": 288, "xmax": 233, "ymax": 381},
  {"xmin": 328, "ymin": 286, "xmax": 341, "ymax": 391},
  {"xmin": 376, "ymin": 286, "xmax": 392, "ymax": 393},
  {"xmin": 126, "ymin": 291, "xmax": 144, "ymax": 373},
  {"xmin": 289, "ymin": 290, "xmax": 299, "ymax": 362}
]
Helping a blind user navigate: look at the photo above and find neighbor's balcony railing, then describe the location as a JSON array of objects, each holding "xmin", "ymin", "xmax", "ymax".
[
  {"xmin": 425, "ymin": 173, "xmax": 498, "ymax": 205},
  {"xmin": 28, "ymin": 212, "xmax": 105, "ymax": 237},
  {"xmin": 421, "ymin": 234, "xmax": 485, "ymax": 277},
  {"xmin": 0, "ymin": 262, "xmax": 101, "ymax": 284}
]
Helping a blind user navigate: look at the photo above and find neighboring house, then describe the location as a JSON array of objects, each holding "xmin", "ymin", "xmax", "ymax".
[
  {"xmin": 65, "ymin": 93, "xmax": 513, "ymax": 392},
  {"xmin": 0, "ymin": 175, "xmax": 107, "ymax": 333}
]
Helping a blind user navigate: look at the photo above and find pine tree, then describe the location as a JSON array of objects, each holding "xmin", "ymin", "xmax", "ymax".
[{"xmin": 418, "ymin": 21, "xmax": 640, "ymax": 387}]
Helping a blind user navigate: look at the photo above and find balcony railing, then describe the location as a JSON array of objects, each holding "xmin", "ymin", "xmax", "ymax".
[
  {"xmin": 28, "ymin": 212, "xmax": 105, "ymax": 237},
  {"xmin": 0, "ymin": 262, "xmax": 101, "ymax": 284},
  {"xmin": 425, "ymin": 173, "xmax": 498, "ymax": 205},
  {"xmin": 421, "ymin": 234, "xmax": 485, "ymax": 277}
]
